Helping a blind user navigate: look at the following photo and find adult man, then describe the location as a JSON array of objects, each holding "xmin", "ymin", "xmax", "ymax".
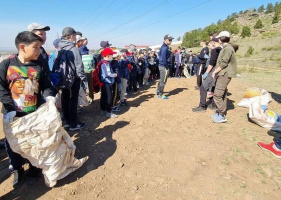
[{"xmin": 157, "ymin": 34, "xmax": 174, "ymax": 100}]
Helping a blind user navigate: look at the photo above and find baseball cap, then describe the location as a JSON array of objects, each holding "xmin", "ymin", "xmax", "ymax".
[
  {"xmin": 53, "ymin": 38, "xmax": 61, "ymax": 48},
  {"xmin": 216, "ymin": 31, "xmax": 230, "ymax": 38},
  {"xmin": 76, "ymin": 35, "xmax": 86, "ymax": 42},
  {"xmin": 101, "ymin": 47, "xmax": 116, "ymax": 57},
  {"xmin": 27, "ymin": 23, "xmax": 50, "ymax": 32},
  {"xmin": 62, "ymin": 27, "xmax": 76, "ymax": 37},
  {"xmin": 164, "ymin": 34, "xmax": 174, "ymax": 40},
  {"xmin": 100, "ymin": 41, "xmax": 112, "ymax": 48},
  {"xmin": 76, "ymin": 31, "xmax": 82, "ymax": 37}
]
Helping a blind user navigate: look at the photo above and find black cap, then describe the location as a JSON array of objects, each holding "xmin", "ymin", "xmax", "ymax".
[
  {"xmin": 164, "ymin": 34, "xmax": 174, "ymax": 40},
  {"xmin": 76, "ymin": 31, "xmax": 82, "ymax": 37},
  {"xmin": 100, "ymin": 41, "xmax": 112, "ymax": 48},
  {"xmin": 62, "ymin": 27, "xmax": 76, "ymax": 37}
]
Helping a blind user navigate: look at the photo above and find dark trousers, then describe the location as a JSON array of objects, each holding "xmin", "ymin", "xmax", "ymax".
[
  {"xmin": 5, "ymin": 139, "xmax": 27, "ymax": 171},
  {"xmin": 128, "ymin": 75, "xmax": 138, "ymax": 92},
  {"xmin": 86, "ymin": 72, "xmax": 94, "ymax": 100},
  {"xmin": 100, "ymin": 83, "xmax": 113, "ymax": 113},
  {"xmin": 157, "ymin": 66, "xmax": 169, "ymax": 95},
  {"xmin": 137, "ymin": 72, "xmax": 144, "ymax": 87},
  {"xmin": 197, "ymin": 64, "xmax": 205, "ymax": 87},
  {"xmin": 112, "ymin": 81, "xmax": 120, "ymax": 107},
  {"xmin": 62, "ymin": 78, "xmax": 80, "ymax": 127}
]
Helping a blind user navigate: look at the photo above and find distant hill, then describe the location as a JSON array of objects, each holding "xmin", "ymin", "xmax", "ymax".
[{"xmin": 180, "ymin": 2, "xmax": 281, "ymax": 72}]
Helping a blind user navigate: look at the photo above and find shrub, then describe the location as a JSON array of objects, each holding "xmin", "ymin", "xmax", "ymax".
[
  {"xmin": 254, "ymin": 19, "xmax": 264, "ymax": 29},
  {"xmin": 241, "ymin": 26, "xmax": 251, "ymax": 38}
]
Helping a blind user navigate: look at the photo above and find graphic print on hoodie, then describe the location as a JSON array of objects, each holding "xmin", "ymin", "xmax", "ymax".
[{"xmin": 7, "ymin": 65, "xmax": 40, "ymax": 113}]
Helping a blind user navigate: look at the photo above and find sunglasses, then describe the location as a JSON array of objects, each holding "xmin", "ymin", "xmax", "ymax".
[{"xmin": 169, "ymin": 39, "xmax": 172, "ymax": 41}]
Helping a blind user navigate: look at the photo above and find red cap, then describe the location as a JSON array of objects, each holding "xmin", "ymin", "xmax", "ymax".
[{"xmin": 101, "ymin": 47, "xmax": 116, "ymax": 57}]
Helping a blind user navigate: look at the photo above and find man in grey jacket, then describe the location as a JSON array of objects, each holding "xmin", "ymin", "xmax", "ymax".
[{"xmin": 59, "ymin": 27, "xmax": 87, "ymax": 131}]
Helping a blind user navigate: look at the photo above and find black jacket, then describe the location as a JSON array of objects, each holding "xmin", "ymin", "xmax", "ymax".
[
  {"xmin": 0, "ymin": 56, "xmax": 54, "ymax": 116},
  {"xmin": 198, "ymin": 46, "xmax": 209, "ymax": 64}
]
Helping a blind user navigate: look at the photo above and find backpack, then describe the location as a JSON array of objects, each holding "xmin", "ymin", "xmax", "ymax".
[
  {"xmin": 53, "ymin": 47, "xmax": 75, "ymax": 89},
  {"xmin": 92, "ymin": 60, "xmax": 108, "ymax": 93}
]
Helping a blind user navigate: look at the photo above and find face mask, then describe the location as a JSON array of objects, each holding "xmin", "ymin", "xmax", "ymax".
[{"xmin": 108, "ymin": 58, "xmax": 113, "ymax": 62}]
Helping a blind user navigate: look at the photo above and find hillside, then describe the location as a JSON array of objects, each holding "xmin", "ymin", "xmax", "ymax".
[{"xmin": 180, "ymin": 7, "xmax": 281, "ymax": 72}]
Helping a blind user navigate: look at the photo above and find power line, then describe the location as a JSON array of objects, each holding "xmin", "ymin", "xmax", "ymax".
[
  {"xmin": 84, "ymin": 0, "xmax": 136, "ymax": 32},
  {"xmin": 110, "ymin": 0, "xmax": 212, "ymax": 41},
  {"xmin": 78, "ymin": 0, "xmax": 106, "ymax": 31},
  {"xmin": 95, "ymin": 0, "xmax": 171, "ymax": 37}
]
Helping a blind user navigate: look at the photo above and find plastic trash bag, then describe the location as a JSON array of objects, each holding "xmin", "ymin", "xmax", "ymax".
[
  {"xmin": 249, "ymin": 99, "xmax": 281, "ymax": 132},
  {"xmin": 78, "ymin": 85, "xmax": 89, "ymax": 107},
  {"xmin": 3, "ymin": 101, "xmax": 88, "ymax": 187},
  {"xmin": 238, "ymin": 87, "xmax": 272, "ymax": 108}
]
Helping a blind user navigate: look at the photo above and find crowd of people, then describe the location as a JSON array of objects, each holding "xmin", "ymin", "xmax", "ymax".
[{"xmin": 0, "ymin": 22, "xmax": 280, "ymax": 191}]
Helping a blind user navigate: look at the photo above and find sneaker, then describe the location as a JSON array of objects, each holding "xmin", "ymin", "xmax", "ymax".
[
  {"xmin": 120, "ymin": 101, "xmax": 127, "ymax": 107},
  {"xmin": 207, "ymin": 92, "xmax": 214, "ymax": 97},
  {"xmin": 100, "ymin": 110, "xmax": 106, "ymax": 116},
  {"xmin": 106, "ymin": 112, "xmax": 118, "ymax": 118},
  {"xmin": 156, "ymin": 89, "xmax": 159, "ymax": 95},
  {"xmin": 88, "ymin": 98, "xmax": 93, "ymax": 104},
  {"xmin": 257, "ymin": 142, "xmax": 281, "ymax": 158},
  {"xmin": 158, "ymin": 94, "xmax": 169, "ymax": 100},
  {"xmin": 213, "ymin": 114, "xmax": 227, "ymax": 123},
  {"xmin": 13, "ymin": 168, "xmax": 25, "ymax": 189},
  {"xmin": 112, "ymin": 107, "xmax": 120, "ymax": 112},
  {"xmin": 27, "ymin": 166, "xmax": 40, "ymax": 185},
  {"xmin": 69, "ymin": 122, "xmax": 85, "ymax": 131},
  {"xmin": 192, "ymin": 106, "xmax": 206, "ymax": 113},
  {"xmin": 195, "ymin": 86, "xmax": 200, "ymax": 90},
  {"xmin": 211, "ymin": 112, "xmax": 219, "ymax": 119}
]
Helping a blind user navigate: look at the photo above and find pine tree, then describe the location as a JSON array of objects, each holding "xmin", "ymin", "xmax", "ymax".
[
  {"xmin": 253, "ymin": 8, "xmax": 257, "ymax": 12},
  {"xmin": 239, "ymin": 10, "xmax": 243, "ymax": 15},
  {"xmin": 272, "ymin": 12, "xmax": 280, "ymax": 24},
  {"xmin": 258, "ymin": 5, "xmax": 265, "ymax": 13},
  {"xmin": 266, "ymin": 3, "xmax": 274, "ymax": 13},
  {"xmin": 241, "ymin": 26, "xmax": 251, "ymax": 38},
  {"xmin": 254, "ymin": 19, "xmax": 264, "ymax": 29}
]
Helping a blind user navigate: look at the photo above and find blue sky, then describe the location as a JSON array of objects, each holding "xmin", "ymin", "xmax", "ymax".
[{"xmin": 0, "ymin": 0, "xmax": 277, "ymax": 50}]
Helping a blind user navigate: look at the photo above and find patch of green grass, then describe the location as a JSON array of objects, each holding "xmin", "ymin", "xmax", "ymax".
[
  {"xmin": 262, "ymin": 58, "xmax": 267, "ymax": 63},
  {"xmin": 262, "ymin": 45, "xmax": 281, "ymax": 51},
  {"xmin": 255, "ymin": 167, "xmax": 266, "ymax": 177},
  {"xmin": 262, "ymin": 31, "xmax": 279, "ymax": 39},
  {"xmin": 262, "ymin": 180, "xmax": 267, "ymax": 184},
  {"xmin": 249, "ymin": 66, "xmax": 257, "ymax": 73},
  {"xmin": 222, "ymin": 158, "xmax": 230, "ymax": 165}
]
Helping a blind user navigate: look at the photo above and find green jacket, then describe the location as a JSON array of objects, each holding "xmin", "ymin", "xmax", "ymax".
[{"xmin": 217, "ymin": 43, "xmax": 237, "ymax": 78}]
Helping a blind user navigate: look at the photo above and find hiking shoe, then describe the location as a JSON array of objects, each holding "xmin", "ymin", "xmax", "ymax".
[
  {"xmin": 208, "ymin": 103, "xmax": 216, "ymax": 110},
  {"xmin": 13, "ymin": 168, "xmax": 25, "ymax": 189},
  {"xmin": 69, "ymin": 122, "xmax": 85, "ymax": 131},
  {"xmin": 213, "ymin": 114, "xmax": 227, "ymax": 123},
  {"xmin": 112, "ymin": 107, "xmax": 120, "ymax": 112},
  {"xmin": 158, "ymin": 94, "xmax": 169, "ymax": 100},
  {"xmin": 257, "ymin": 142, "xmax": 281, "ymax": 158},
  {"xmin": 211, "ymin": 112, "xmax": 219, "ymax": 119},
  {"xmin": 192, "ymin": 106, "xmax": 206, "ymax": 113},
  {"xmin": 27, "ymin": 166, "xmax": 40, "ymax": 185},
  {"xmin": 106, "ymin": 112, "xmax": 118, "ymax": 118},
  {"xmin": 100, "ymin": 110, "xmax": 107, "ymax": 116},
  {"xmin": 195, "ymin": 86, "xmax": 200, "ymax": 90}
]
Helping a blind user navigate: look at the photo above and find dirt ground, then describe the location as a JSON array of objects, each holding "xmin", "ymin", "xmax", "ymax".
[{"xmin": 1, "ymin": 76, "xmax": 281, "ymax": 200}]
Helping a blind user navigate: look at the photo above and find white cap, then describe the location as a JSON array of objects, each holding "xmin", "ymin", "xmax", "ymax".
[
  {"xmin": 113, "ymin": 49, "xmax": 122, "ymax": 58},
  {"xmin": 76, "ymin": 35, "xmax": 86, "ymax": 42},
  {"xmin": 27, "ymin": 23, "xmax": 50, "ymax": 32},
  {"xmin": 216, "ymin": 31, "xmax": 230, "ymax": 38}
]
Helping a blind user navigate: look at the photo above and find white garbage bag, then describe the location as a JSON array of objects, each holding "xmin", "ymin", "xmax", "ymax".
[
  {"xmin": 3, "ymin": 101, "xmax": 88, "ymax": 187},
  {"xmin": 237, "ymin": 87, "xmax": 272, "ymax": 108},
  {"xmin": 78, "ymin": 86, "xmax": 89, "ymax": 107},
  {"xmin": 249, "ymin": 99, "xmax": 281, "ymax": 132}
]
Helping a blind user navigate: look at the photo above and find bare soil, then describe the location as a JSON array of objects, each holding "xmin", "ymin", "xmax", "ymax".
[{"xmin": 1, "ymin": 76, "xmax": 281, "ymax": 200}]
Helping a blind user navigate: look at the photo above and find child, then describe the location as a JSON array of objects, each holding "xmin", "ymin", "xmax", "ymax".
[
  {"xmin": 58, "ymin": 27, "xmax": 87, "ymax": 130},
  {"xmin": 111, "ymin": 50, "xmax": 122, "ymax": 112},
  {"xmin": 100, "ymin": 48, "xmax": 118, "ymax": 118},
  {"xmin": 0, "ymin": 31, "xmax": 55, "ymax": 188},
  {"xmin": 119, "ymin": 50, "xmax": 131, "ymax": 106}
]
